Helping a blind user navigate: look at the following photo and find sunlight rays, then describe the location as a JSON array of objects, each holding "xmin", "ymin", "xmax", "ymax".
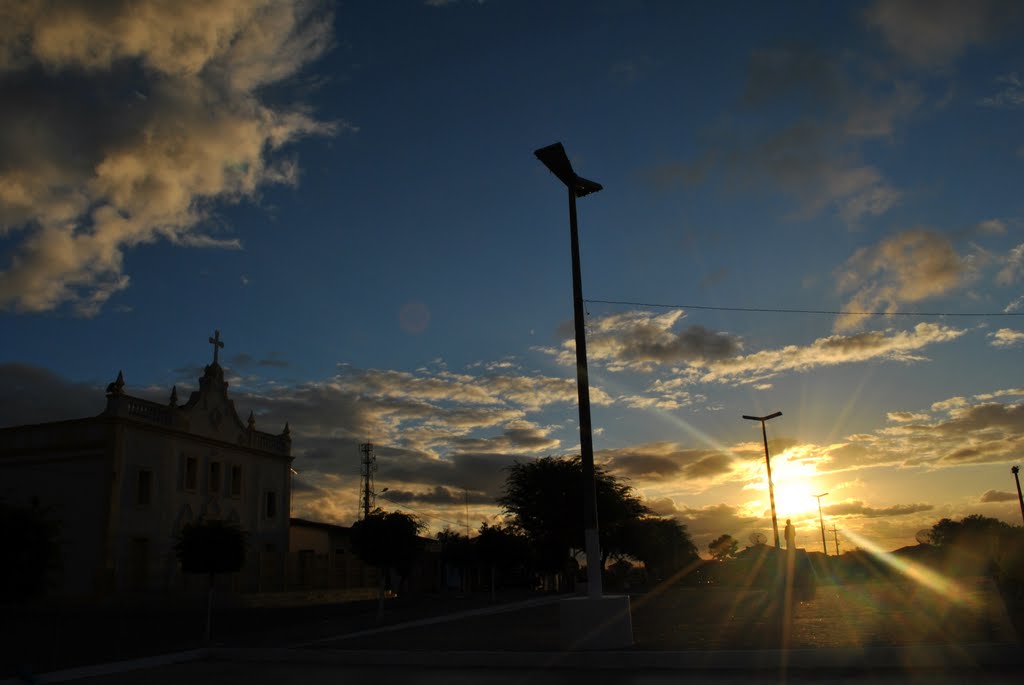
[{"xmin": 841, "ymin": 528, "xmax": 980, "ymax": 610}]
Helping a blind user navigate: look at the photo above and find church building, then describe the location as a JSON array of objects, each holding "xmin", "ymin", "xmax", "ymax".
[{"xmin": 0, "ymin": 332, "xmax": 293, "ymax": 596}]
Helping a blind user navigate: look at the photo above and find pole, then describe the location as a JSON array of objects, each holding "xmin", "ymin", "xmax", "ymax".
[
  {"xmin": 832, "ymin": 525, "xmax": 840, "ymax": 556},
  {"xmin": 761, "ymin": 420, "xmax": 780, "ymax": 549},
  {"xmin": 568, "ymin": 186, "xmax": 602, "ymax": 598},
  {"xmin": 1013, "ymin": 466, "xmax": 1024, "ymax": 526},
  {"xmin": 813, "ymin": 493, "xmax": 829, "ymax": 555},
  {"xmin": 744, "ymin": 412, "xmax": 782, "ymax": 549}
]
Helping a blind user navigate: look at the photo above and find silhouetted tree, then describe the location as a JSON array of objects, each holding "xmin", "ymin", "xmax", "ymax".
[
  {"xmin": 619, "ymin": 516, "xmax": 698, "ymax": 582},
  {"xmin": 928, "ymin": 514, "xmax": 1021, "ymax": 580},
  {"xmin": 708, "ymin": 534, "xmax": 739, "ymax": 561},
  {"xmin": 174, "ymin": 518, "xmax": 247, "ymax": 642},
  {"xmin": 475, "ymin": 522, "xmax": 529, "ymax": 598},
  {"xmin": 497, "ymin": 456, "xmax": 650, "ymax": 585},
  {"xmin": 436, "ymin": 528, "xmax": 473, "ymax": 591},
  {"xmin": 0, "ymin": 501, "xmax": 60, "ymax": 602},
  {"xmin": 350, "ymin": 509, "xmax": 423, "ymax": 621}
]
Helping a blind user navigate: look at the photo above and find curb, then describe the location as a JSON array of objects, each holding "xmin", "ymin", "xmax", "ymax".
[
  {"xmin": 0, "ymin": 649, "xmax": 208, "ymax": 685},
  {"xmin": 210, "ymin": 643, "xmax": 1024, "ymax": 671}
]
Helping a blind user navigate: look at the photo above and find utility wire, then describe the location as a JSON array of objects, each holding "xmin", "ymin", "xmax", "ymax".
[
  {"xmin": 584, "ymin": 299, "xmax": 1023, "ymax": 318},
  {"xmin": 377, "ymin": 493, "xmax": 469, "ymax": 531}
]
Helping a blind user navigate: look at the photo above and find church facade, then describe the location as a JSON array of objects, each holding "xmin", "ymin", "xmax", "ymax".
[{"xmin": 0, "ymin": 334, "xmax": 293, "ymax": 596}]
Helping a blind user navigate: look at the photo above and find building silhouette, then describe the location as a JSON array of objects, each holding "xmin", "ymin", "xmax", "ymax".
[{"xmin": 0, "ymin": 351, "xmax": 292, "ymax": 596}]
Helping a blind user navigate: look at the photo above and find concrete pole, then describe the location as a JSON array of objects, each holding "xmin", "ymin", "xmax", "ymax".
[{"xmin": 568, "ymin": 186, "xmax": 602, "ymax": 599}]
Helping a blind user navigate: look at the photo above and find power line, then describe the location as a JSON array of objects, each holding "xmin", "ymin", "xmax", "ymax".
[
  {"xmin": 377, "ymin": 493, "xmax": 469, "ymax": 531},
  {"xmin": 584, "ymin": 299, "xmax": 1023, "ymax": 318}
]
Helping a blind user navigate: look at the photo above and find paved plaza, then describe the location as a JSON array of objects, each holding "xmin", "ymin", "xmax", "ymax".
[{"xmin": 3, "ymin": 578, "xmax": 1021, "ymax": 684}]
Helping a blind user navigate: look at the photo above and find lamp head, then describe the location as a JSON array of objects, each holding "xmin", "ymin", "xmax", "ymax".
[{"xmin": 534, "ymin": 142, "xmax": 603, "ymax": 197}]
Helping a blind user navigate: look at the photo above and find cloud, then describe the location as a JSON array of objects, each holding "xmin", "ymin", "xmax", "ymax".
[
  {"xmin": 887, "ymin": 411, "xmax": 931, "ymax": 423},
  {"xmin": 821, "ymin": 390, "xmax": 1024, "ymax": 472},
  {"xmin": 980, "ymin": 73, "xmax": 1024, "ymax": 108},
  {"xmin": 989, "ymin": 329, "xmax": 1024, "ymax": 348},
  {"xmin": 823, "ymin": 500, "xmax": 934, "ymax": 518},
  {"xmin": 980, "ymin": 489, "xmax": 1017, "ymax": 503},
  {"xmin": 834, "ymin": 230, "xmax": 972, "ymax": 331},
  {"xmin": 997, "ymin": 243, "xmax": 1024, "ymax": 285},
  {"xmin": 864, "ymin": 0, "xmax": 1020, "ymax": 67},
  {"xmin": 0, "ymin": 0, "xmax": 338, "ymax": 315},
  {"xmin": 0, "ymin": 363, "xmax": 105, "ymax": 427},
  {"xmin": 653, "ymin": 46, "xmax": 921, "ymax": 226},
  {"xmin": 598, "ymin": 443, "xmax": 735, "ymax": 483},
  {"xmin": 547, "ymin": 310, "xmax": 741, "ymax": 373},
  {"xmin": 699, "ymin": 323, "xmax": 964, "ymax": 386}
]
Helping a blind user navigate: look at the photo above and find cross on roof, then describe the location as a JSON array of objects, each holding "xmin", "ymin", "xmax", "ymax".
[{"xmin": 209, "ymin": 330, "xmax": 224, "ymax": 365}]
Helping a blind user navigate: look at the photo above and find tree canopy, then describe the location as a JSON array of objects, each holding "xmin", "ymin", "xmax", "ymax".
[
  {"xmin": 708, "ymin": 534, "xmax": 739, "ymax": 561},
  {"xmin": 350, "ymin": 509, "xmax": 423, "ymax": 577},
  {"xmin": 497, "ymin": 456, "xmax": 695, "ymax": 579}
]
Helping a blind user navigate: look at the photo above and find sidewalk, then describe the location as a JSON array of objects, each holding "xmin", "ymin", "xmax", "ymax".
[{"xmin": 4, "ymin": 579, "xmax": 1021, "ymax": 683}]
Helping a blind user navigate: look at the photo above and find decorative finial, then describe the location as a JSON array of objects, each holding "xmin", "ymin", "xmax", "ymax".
[
  {"xmin": 169, "ymin": 385, "xmax": 178, "ymax": 407},
  {"xmin": 282, "ymin": 421, "xmax": 291, "ymax": 438},
  {"xmin": 247, "ymin": 410, "xmax": 255, "ymax": 430},
  {"xmin": 106, "ymin": 370, "xmax": 125, "ymax": 397},
  {"xmin": 208, "ymin": 329, "xmax": 225, "ymax": 365}
]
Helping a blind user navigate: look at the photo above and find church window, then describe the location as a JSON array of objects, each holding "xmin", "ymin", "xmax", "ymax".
[
  {"xmin": 137, "ymin": 469, "xmax": 152, "ymax": 507},
  {"xmin": 209, "ymin": 461, "xmax": 222, "ymax": 494},
  {"xmin": 185, "ymin": 457, "xmax": 197, "ymax": 491},
  {"xmin": 230, "ymin": 465, "xmax": 242, "ymax": 497},
  {"xmin": 265, "ymin": 491, "xmax": 277, "ymax": 519}
]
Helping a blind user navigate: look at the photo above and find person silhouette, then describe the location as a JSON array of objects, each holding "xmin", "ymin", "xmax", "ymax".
[{"xmin": 784, "ymin": 518, "xmax": 796, "ymax": 550}]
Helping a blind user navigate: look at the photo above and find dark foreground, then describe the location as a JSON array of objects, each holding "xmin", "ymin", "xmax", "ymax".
[{"xmin": 2, "ymin": 577, "xmax": 1021, "ymax": 682}]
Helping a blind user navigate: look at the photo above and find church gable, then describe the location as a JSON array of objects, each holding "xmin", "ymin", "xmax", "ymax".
[{"xmin": 102, "ymin": 331, "xmax": 290, "ymax": 456}]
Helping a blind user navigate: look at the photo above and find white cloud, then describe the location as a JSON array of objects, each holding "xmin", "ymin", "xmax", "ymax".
[
  {"xmin": 0, "ymin": 0, "xmax": 339, "ymax": 315},
  {"xmin": 989, "ymin": 328, "xmax": 1024, "ymax": 347},
  {"xmin": 698, "ymin": 323, "xmax": 964, "ymax": 386},
  {"xmin": 835, "ymin": 229, "xmax": 973, "ymax": 331}
]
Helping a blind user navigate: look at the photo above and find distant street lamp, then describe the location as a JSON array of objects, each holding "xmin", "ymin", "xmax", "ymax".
[
  {"xmin": 813, "ymin": 492, "xmax": 829, "ymax": 555},
  {"xmin": 1013, "ymin": 466, "xmax": 1024, "ymax": 526},
  {"xmin": 743, "ymin": 411, "xmax": 783, "ymax": 549},
  {"xmin": 535, "ymin": 142, "xmax": 603, "ymax": 598}
]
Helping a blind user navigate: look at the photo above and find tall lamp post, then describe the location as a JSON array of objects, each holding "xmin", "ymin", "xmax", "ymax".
[
  {"xmin": 813, "ymin": 492, "xmax": 829, "ymax": 555},
  {"xmin": 535, "ymin": 142, "xmax": 604, "ymax": 598},
  {"xmin": 1013, "ymin": 466, "xmax": 1024, "ymax": 526},
  {"xmin": 743, "ymin": 411, "xmax": 783, "ymax": 549}
]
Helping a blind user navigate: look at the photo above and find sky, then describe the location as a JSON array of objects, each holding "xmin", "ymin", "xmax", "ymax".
[{"xmin": 1, "ymin": 0, "xmax": 1023, "ymax": 556}]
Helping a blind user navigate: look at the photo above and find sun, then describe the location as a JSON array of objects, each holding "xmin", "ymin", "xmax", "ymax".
[{"xmin": 766, "ymin": 450, "xmax": 825, "ymax": 519}]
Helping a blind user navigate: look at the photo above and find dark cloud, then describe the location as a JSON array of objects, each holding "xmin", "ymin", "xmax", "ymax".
[
  {"xmin": 980, "ymin": 490, "xmax": 1017, "ymax": 503},
  {"xmin": 600, "ymin": 444, "xmax": 734, "ymax": 482},
  {"xmin": 0, "ymin": 363, "xmax": 104, "ymax": 427},
  {"xmin": 824, "ymin": 500, "xmax": 933, "ymax": 518},
  {"xmin": 382, "ymin": 486, "xmax": 491, "ymax": 506},
  {"xmin": 865, "ymin": 0, "xmax": 1021, "ymax": 67}
]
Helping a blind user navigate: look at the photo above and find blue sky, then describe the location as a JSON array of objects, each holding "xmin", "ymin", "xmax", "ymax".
[{"xmin": 2, "ymin": 0, "xmax": 1023, "ymax": 553}]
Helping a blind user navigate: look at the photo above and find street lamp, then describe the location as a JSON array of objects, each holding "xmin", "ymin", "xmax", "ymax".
[
  {"xmin": 1013, "ymin": 466, "xmax": 1024, "ymax": 526},
  {"xmin": 743, "ymin": 411, "xmax": 783, "ymax": 549},
  {"xmin": 535, "ymin": 142, "xmax": 603, "ymax": 598},
  {"xmin": 813, "ymin": 492, "xmax": 829, "ymax": 555}
]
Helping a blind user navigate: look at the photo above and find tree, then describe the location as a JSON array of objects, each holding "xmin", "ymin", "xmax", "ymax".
[
  {"xmin": 174, "ymin": 518, "xmax": 247, "ymax": 643},
  {"xmin": 497, "ymin": 456, "xmax": 651, "ymax": 582},
  {"xmin": 0, "ymin": 501, "xmax": 60, "ymax": 602},
  {"xmin": 350, "ymin": 509, "xmax": 423, "ymax": 621},
  {"xmin": 708, "ymin": 534, "xmax": 739, "ymax": 561},
  {"xmin": 475, "ymin": 523, "xmax": 529, "ymax": 599},
  {"xmin": 619, "ymin": 516, "xmax": 698, "ymax": 582},
  {"xmin": 436, "ymin": 528, "xmax": 473, "ymax": 592}
]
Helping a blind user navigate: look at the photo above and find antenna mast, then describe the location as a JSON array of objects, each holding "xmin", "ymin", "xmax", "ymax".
[{"xmin": 358, "ymin": 442, "xmax": 377, "ymax": 520}]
